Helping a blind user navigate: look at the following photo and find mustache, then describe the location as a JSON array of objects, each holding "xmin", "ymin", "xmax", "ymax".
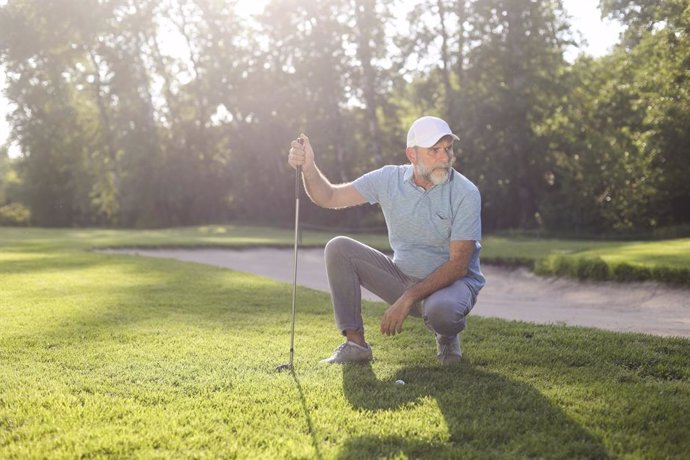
[{"xmin": 435, "ymin": 155, "xmax": 455, "ymax": 170}]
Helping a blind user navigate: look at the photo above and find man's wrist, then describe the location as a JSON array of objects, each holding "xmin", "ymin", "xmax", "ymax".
[
  {"xmin": 302, "ymin": 163, "xmax": 317, "ymax": 177},
  {"xmin": 400, "ymin": 290, "xmax": 417, "ymax": 309}
]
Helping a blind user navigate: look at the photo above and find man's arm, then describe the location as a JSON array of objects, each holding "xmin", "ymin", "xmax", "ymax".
[
  {"xmin": 301, "ymin": 165, "xmax": 367, "ymax": 209},
  {"xmin": 380, "ymin": 239, "xmax": 475, "ymax": 335},
  {"xmin": 288, "ymin": 134, "xmax": 367, "ymax": 209}
]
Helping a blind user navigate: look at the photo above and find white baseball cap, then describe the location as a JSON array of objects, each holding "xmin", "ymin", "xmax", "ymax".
[{"xmin": 406, "ymin": 116, "xmax": 459, "ymax": 148}]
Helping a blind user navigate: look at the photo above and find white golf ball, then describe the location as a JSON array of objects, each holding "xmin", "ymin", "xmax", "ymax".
[{"xmin": 395, "ymin": 379, "xmax": 405, "ymax": 385}]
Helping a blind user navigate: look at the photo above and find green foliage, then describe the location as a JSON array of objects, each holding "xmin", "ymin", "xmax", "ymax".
[
  {"xmin": 0, "ymin": 0, "xmax": 688, "ymax": 232},
  {"xmin": 535, "ymin": 254, "xmax": 611, "ymax": 280},
  {"xmin": 0, "ymin": 202, "xmax": 30, "ymax": 225},
  {"xmin": 610, "ymin": 261, "xmax": 651, "ymax": 282},
  {"xmin": 535, "ymin": 52, "xmax": 657, "ymax": 231},
  {"xmin": 536, "ymin": 0, "xmax": 690, "ymax": 232},
  {"xmin": 650, "ymin": 265, "xmax": 690, "ymax": 285},
  {"xmin": 460, "ymin": 0, "xmax": 571, "ymax": 230},
  {"xmin": 1, "ymin": 229, "xmax": 689, "ymax": 458},
  {"xmin": 0, "ymin": 146, "xmax": 29, "ymax": 225}
]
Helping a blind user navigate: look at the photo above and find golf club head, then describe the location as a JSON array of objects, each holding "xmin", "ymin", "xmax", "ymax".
[{"xmin": 275, "ymin": 363, "xmax": 292, "ymax": 372}]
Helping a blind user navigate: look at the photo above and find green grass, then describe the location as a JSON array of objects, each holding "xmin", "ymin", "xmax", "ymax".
[
  {"xmin": 576, "ymin": 238, "xmax": 690, "ymax": 269},
  {"xmin": 479, "ymin": 234, "xmax": 690, "ymax": 268},
  {"xmin": 3, "ymin": 225, "xmax": 689, "ymax": 284},
  {"xmin": 0, "ymin": 225, "xmax": 351, "ymax": 251},
  {"xmin": 1, "ymin": 226, "xmax": 689, "ymax": 458},
  {"xmin": 481, "ymin": 235, "xmax": 690, "ymax": 285}
]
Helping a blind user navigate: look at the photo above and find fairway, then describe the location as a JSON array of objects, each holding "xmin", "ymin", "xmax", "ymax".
[
  {"xmin": 3, "ymin": 0, "xmax": 689, "ymax": 455},
  {"xmin": 1, "ymin": 228, "xmax": 690, "ymax": 458}
]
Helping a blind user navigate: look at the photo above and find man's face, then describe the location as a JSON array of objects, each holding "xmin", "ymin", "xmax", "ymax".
[{"xmin": 413, "ymin": 137, "xmax": 455, "ymax": 186}]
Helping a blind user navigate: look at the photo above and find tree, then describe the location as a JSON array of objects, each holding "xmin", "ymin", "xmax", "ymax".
[
  {"xmin": 352, "ymin": 0, "xmax": 386, "ymax": 166},
  {"xmin": 458, "ymin": 0, "xmax": 572, "ymax": 230},
  {"xmin": 600, "ymin": 0, "xmax": 690, "ymax": 227},
  {"xmin": 0, "ymin": 0, "xmax": 107, "ymax": 226},
  {"xmin": 1, "ymin": 0, "xmax": 686, "ymax": 233},
  {"xmin": 0, "ymin": 145, "xmax": 12, "ymax": 205}
]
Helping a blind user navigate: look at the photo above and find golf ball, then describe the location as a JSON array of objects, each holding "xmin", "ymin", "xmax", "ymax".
[{"xmin": 395, "ymin": 379, "xmax": 405, "ymax": 385}]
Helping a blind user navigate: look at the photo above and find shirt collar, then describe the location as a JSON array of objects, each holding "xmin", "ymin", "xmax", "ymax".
[{"xmin": 403, "ymin": 164, "xmax": 415, "ymax": 183}]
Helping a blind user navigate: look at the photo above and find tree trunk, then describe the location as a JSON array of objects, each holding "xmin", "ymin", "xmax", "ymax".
[
  {"xmin": 88, "ymin": 49, "xmax": 121, "ymax": 223},
  {"xmin": 506, "ymin": 3, "xmax": 535, "ymax": 228}
]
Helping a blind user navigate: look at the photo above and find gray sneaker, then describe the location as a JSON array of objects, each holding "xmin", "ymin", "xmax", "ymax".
[
  {"xmin": 320, "ymin": 341, "xmax": 373, "ymax": 364},
  {"xmin": 436, "ymin": 334, "xmax": 462, "ymax": 364}
]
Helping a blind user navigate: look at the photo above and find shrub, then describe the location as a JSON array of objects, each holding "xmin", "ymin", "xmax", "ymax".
[
  {"xmin": 611, "ymin": 263, "xmax": 652, "ymax": 282},
  {"xmin": 534, "ymin": 255, "xmax": 609, "ymax": 281},
  {"xmin": 534, "ymin": 254, "xmax": 569, "ymax": 277},
  {"xmin": 0, "ymin": 202, "xmax": 31, "ymax": 226},
  {"xmin": 650, "ymin": 266, "xmax": 690, "ymax": 285},
  {"xmin": 575, "ymin": 257, "xmax": 609, "ymax": 280}
]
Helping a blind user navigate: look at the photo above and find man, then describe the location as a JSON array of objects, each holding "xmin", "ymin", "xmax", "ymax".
[{"xmin": 287, "ymin": 116, "xmax": 484, "ymax": 365}]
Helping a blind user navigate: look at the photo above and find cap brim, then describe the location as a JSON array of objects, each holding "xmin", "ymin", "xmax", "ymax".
[{"xmin": 415, "ymin": 133, "xmax": 459, "ymax": 148}]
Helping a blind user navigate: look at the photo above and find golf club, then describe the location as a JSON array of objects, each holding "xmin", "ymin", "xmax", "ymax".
[{"xmin": 276, "ymin": 137, "xmax": 303, "ymax": 373}]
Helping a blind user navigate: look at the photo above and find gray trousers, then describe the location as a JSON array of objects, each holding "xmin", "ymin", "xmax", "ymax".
[{"xmin": 324, "ymin": 236, "xmax": 476, "ymax": 339}]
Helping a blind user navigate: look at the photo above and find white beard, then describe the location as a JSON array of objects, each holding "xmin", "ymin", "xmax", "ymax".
[{"xmin": 416, "ymin": 162, "xmax": 452, "ymax": 186}]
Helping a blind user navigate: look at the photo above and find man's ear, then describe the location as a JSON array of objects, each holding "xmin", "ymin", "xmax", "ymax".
[{"xmin": 405, "ymin": 147, "xmax": 417, "ymax": 165}]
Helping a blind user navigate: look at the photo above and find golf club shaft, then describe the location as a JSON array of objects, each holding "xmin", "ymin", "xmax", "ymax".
[{"xmin": 288, "ymin": 161, "xmax": 302, "ymax": 367}]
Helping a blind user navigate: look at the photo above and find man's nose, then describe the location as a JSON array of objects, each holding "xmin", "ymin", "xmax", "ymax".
[{"xmin": 434, "ymin": 149, "xmax": 452, "ymax": 160}]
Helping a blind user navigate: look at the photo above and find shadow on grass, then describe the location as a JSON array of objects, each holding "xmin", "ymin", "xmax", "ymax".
[
  {"xmin": 290, "ymin": 369, "xmax": 324, "ymax": 460},
  {"xmin": 338, "ymin": 362, "xmax": 610, "ymax": 459}
]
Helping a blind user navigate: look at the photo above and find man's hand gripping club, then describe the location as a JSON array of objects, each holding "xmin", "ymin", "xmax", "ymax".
[{"xmin": 288, "ymin": 134, "xmax": 314, "ymax": 173}]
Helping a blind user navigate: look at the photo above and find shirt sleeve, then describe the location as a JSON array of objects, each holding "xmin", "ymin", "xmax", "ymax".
[
  {"xmin": 451, "ymin": 187, "xmax": 482, "ymax": 241},
  {"xmin": 352, "ymin": 167, "xmax": 388, "ymax": 205}
]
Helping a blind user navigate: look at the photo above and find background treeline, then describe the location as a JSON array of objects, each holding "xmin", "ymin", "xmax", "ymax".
[{"xmin": 0, "ymin": 0, "xmax": 688, "ymax": 233}]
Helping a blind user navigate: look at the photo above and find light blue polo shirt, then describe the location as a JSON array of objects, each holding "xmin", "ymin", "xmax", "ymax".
[{"xmin": 352, "ymin": 164, "xmax": 485, "ymax": 295}]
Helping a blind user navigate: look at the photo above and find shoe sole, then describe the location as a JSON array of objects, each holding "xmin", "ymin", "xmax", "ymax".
[
  {"xmin": 320, "ymin": 355, "xmax": 372, "ymax": 364},
  {"xmin": 438, "ymin": 354, "xmax": 462, "ymax": 365}
]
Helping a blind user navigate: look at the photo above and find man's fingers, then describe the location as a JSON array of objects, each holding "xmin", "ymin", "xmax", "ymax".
[
  {"xmin": 380, "ymin": 313, "xmax": 403, "ymax": 336},
  {"xmin": 289, "ymin": 150, "xmax": 304, "ymax": 163},
  {"xmin": 380, "ymin": 317, "xmax": 390, "ymax": 335},
  {"xmin": 288, "ymin": 138, "xmax": 306, "ymax": 169}
]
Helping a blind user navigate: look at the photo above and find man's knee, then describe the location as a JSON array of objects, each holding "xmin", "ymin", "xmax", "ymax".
[
  {"xmin": 424, "ymin": 287, "xmax": 474, "ymax": 336},
  {"xmin": 325, "ymin": 235, "xmax": 349, "ymax": 254},
  {"xmin": 325, "ymin": 236, "xmax": 357, "ymax": 264},
  {"xmin": 424, "ymin": 300, "xmax": 464, "ymax": 335}
]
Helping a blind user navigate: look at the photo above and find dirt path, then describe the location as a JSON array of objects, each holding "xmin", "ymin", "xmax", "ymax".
[{"xmin": 102, "ymin": 248, "xmax": 690, "ymax": 338}]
